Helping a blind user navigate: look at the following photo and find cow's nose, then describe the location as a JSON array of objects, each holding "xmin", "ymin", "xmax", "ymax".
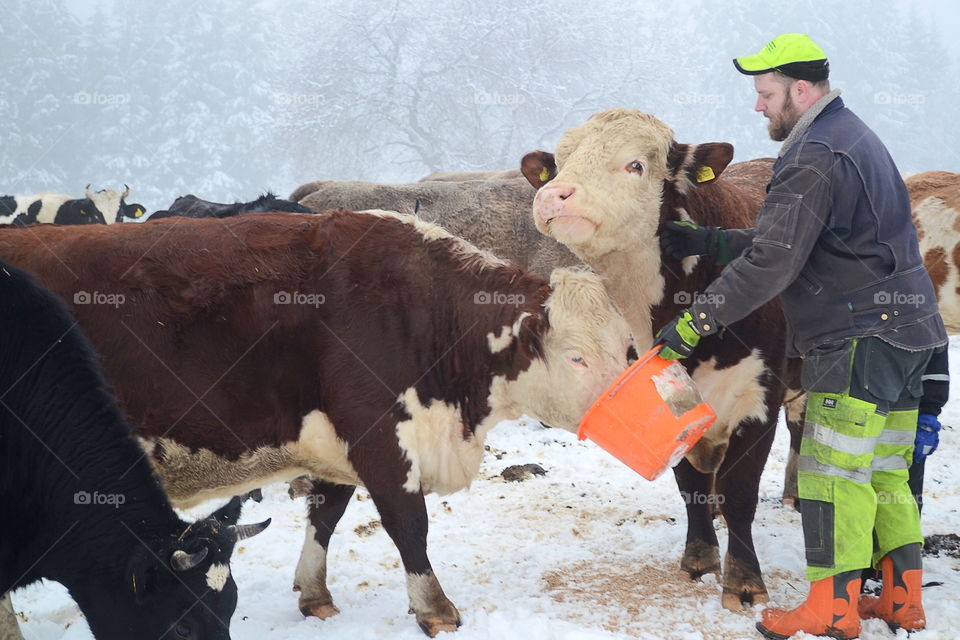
[{"xmin": 535, "ymin": 183, "xmax": 578, "ymax": 224}]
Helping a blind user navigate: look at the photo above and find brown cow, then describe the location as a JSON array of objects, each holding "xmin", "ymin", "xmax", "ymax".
[
  {"xmin": 418, "ymin": 168, "xmax": 524, "ymax": 182},
  {"xmin": 0, "ymin": 211, "xmax": 633, "ymax": 636},
  {"xmin": 291, "ymin": 178, "xmax": 580, "ymax": 278},
  {"xmin": 521, "ymin": 109, "xmax": 793, "ymax": 611},
  {"xmin": 907, "ymin": 170, "xmax": 960, "ymax": 333}
]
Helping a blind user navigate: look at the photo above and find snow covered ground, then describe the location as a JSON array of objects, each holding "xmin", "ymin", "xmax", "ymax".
[{"xmin": 11, "ymin": 339, "xmax": 960, "ymax": 640}]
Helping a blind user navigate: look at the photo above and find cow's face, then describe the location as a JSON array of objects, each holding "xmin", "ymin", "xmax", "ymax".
[
  {"xmin": 85, "ymin": 185, "xmax": 130, "ymax": 224},
  {"xmin": 523, "ymin": 109, "xmax": 733, "ymax": 258},
  {"xmin": 78, "ymin": 497, "xmax": 269, "ymax": 640},
  {"xmin": 509, "ymin": 268, "xmax": 633, "ymax": 431}
]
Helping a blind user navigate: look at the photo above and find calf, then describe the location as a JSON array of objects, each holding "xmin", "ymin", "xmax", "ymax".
[
  {"xmin": 148, "ymin": 192, "xmax": 313, "ymax": 219},
  {"xmin": 0, "ymin": 185, "xmax": 131, "ymax": 225},
  {"xmin": 0, "ymin": 210, "xmax": 633, "ymax": 636},
  {"xmin": 0, "ymin": 261, "xmax": 268, "ymax": 640},
  {"xmin": 522, "ymin": 109, "xmax": 792, "ymax": 610}
]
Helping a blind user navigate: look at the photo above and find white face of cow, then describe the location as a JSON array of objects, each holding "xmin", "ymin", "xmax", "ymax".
[
  {"xmin": 531, "ymin": 110, "xmax": 678, "ymax": 258},
  {"xmin": 85, "ymin": 185, "xmax": 130, "ymax": 224},
  {"xmin": 504, "ymin": 268, "xmax": 633, "ymax": 432}
]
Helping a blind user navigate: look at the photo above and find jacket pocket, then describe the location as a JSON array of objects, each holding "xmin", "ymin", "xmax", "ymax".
[
  {"xmin": 801, "ymin": 340, "xmax": 854, "ymax": 394},
  {"xmin": 754, "ymin": 192, "xmax": 802, "ymax": 249}
]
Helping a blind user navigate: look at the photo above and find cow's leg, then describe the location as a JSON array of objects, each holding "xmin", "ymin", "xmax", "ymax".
[
  {"xmin": 293, "ymin": 480, "xmax": 355, "ymax": 619},
  {"xmin": 715, "ymin": 414, "xmax": 778, "ymax": 611},
  {"xmin": 674, "ymin": 459, "xmax": 721, "ymax": 578},
  {"xmin": 361, "ymin": 476, "xmax": 460, "ymax": 636},
  {"xmin": 0, "ymin": 592, "xmax": 24, "ymax": 640}
]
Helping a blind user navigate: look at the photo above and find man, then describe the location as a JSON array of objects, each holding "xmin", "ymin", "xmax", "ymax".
[{"xmin": 656, "ymin": 34, "xmax": 947, "ymax": 639}]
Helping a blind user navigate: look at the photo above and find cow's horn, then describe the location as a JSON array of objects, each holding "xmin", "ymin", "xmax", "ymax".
[
  {"xmin": 121, "ymin": 184, "xmax": 130, "ymax": 199},
  {"xmin": 229, "ymin": 518, "xmax": 272, "ymax": 541},
  {"xmin": 170, "ymin": 547, "xmax": 209, "ymax": 571},
  {"xmin": 84, "ymin": 184, "xmax": 94, "ymax": 199}
]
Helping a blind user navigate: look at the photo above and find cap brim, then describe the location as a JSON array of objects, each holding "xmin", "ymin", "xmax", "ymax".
[{"xmin": 733, "ymin": 56, "xmax": 773, "ymax": 76}]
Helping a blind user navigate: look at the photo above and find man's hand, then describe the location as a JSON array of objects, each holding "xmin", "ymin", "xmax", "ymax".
[
  {"xmin": 914, "ymin": 413, "xmax": 941, "ymax": 463},
  {"xmin": 660, "ymin": 220, "xmax": 731, "ymax": 264},
  {"xmin": 655, "ymin": 308, "xmax": 718, "ymax": 360}
]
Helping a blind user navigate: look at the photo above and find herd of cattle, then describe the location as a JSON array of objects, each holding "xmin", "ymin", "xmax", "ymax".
[{"xmin": 2, "ymin": 107, "xmax": 959, "ymax": 639}]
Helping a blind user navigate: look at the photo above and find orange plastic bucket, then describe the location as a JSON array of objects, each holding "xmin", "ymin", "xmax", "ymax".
[{"xmin": 578, "ymin": 346, "xmax": 716, "ymax": 480}]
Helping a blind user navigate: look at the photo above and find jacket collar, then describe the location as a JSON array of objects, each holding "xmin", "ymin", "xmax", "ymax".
[{"xmin": 778, "ymin": 89, "xmax": 843, "ymax": 157}]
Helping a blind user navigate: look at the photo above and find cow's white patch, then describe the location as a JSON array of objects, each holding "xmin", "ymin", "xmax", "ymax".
[
  {"xmin": 487, "ymin": 325, "xmax": 513, "ymax": 353},
  {"xmin": 8, "ymin": 193, "xmax": 71, "ymax": 224},
  {"xmin": 86, "ymin": 188, "xmax": 125, "ymax": 224},
  {"xmin": 914, "ymin": 196, "xmax": 960, "ymax": 332},
  {"xmin": 395, "ymin": 387, "xmax": 491, "ymax": 495},
  {"xmin": 405, "ymin": 571, "xmax": 448, "ymax": 614},
  {"xmin": 143, "ymin": 411, "xmax": 358, "ymax": 509},
  {"xmin": 360, "ymin": 208, "xmax": 508, "ymax": 270},
  {"xmin": 690, "ymin": 351, "xmax": 769, "ymax": 453},
  {"xmin": 205, "ymin": 563, "xmax": 230, "ymax": 592},
  {"xmin": 293, "ymin": 524, "xmax": 329, "ymax": 600}
]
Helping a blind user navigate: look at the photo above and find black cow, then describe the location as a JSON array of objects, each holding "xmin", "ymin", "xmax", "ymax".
[
  {"xmin": 148, "ymin": 192, "xmax": 313, "ymax": 219},
  {"xmin": 0, "ymin": 261, "xmax": 270, "ymax": 640},
  {"xmin": 0, "ymin": 185, "xmax": 133, "ymax": 225}
]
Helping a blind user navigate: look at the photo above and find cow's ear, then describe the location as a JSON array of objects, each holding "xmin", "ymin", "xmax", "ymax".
[
  {"xmin": 514, "ymin": 311, "xmax": 549, "ymax": 361},
  {"xmin": 520, "ymin": 151, "xmax": 557, "ymax": 189},
  {"xmin": 685, "ymin": 142, "xmax": 734, "ymax": 186}
]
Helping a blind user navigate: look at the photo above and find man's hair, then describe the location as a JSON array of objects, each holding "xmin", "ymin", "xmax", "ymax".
[{"xmin": 772, "ymin": 71, "xmax": 831, "ymax": 93}]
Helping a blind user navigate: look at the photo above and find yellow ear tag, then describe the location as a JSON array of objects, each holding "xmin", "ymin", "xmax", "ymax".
[
  {"xmin": 539, "ymin": 167, "xmax": 550, "ymax": 183},
  {"xmin": 696, "ymin": 165, "xmax": 715, "ymax": 183},
  {"xmin": 135, "ymin": 208, "xmax": 144, "ymax": 218}
]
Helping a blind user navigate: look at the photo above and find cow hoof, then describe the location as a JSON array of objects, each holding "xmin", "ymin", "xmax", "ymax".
[
  {"xmin": 299, "ymin": 599, "xmax": 340, "ymax": 619},
  {"xmin": 417, "ymin": 617, "xmax": 461, "ymax": 637},
  {"xmin": 721, "ymin": 588, "xmax": 769, "ymax": 611},
  {"xmin": 721, "ymin": 553, "xmax": 768, "ymax": 610},
  {"xmin": 681, "ymin": 540, "xmax": 721, "ymax": 579}
]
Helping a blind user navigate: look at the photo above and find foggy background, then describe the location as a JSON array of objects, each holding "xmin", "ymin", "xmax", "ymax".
[{"xmin": 3, "ymin": 0, "xmax": 958, "ymax": 213}]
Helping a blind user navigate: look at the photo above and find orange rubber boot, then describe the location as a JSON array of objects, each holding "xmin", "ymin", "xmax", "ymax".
[
  {"xmin": 756, "ymin": 570, "xmax": 861, "ymax": 639},
  {"xmin": 858, "ymin": 543, "xmax": 925, "ymax": 631}
]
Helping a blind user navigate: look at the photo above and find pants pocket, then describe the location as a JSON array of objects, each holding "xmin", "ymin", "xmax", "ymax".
[
  {"xmin": 801, "ymin": 340, "xmax": 854, "ymax": 394},
  {"xmin": 800, "ymin": 498, "xmax": 835, "ymax": 568}
]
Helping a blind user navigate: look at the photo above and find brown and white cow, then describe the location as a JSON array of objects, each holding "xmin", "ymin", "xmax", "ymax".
[
  {"xmin": 908, "ymin": 170, "xmax": 960, "ymax": 333},
  {"xmin": 521, "ymin": 109, "xmax": 792, "ymax": 610},
  {"xmin": 0, "ymin": 211, "xmax": 632, "ymax": 636}
]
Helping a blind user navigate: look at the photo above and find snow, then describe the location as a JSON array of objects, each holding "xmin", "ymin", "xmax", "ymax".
[{"xmin": 11, "ymin": 338, "xmax": 960, "ymax": 639}]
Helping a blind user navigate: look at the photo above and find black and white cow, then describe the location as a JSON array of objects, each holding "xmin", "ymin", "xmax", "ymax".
[
  {"xmin": 0, "ymin": 185, "xmax": 133, "ymax": 225},
  {"xmin": 0, "ymin": 260, "xmax": 270, "ymax": 640}
]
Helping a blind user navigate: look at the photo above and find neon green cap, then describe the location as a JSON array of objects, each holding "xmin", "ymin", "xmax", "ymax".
[{"xmin": 733, "ymin": 33, "xmax": 829, "ymax": 81}]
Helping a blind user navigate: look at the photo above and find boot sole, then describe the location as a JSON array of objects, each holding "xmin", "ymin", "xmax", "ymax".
[{"xmin": 756, "ymin": 622, "xmax": 859, "ymax": 640}]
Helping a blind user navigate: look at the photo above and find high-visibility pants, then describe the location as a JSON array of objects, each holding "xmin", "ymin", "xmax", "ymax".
[{"xmin": 797, "ymin": 337, "xmax": 934, "ymax": 581}]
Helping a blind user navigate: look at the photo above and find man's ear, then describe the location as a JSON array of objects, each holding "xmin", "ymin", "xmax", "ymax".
[{"xmin": 520, "ymin": 151, "xmax": 557, "ymax": 189}]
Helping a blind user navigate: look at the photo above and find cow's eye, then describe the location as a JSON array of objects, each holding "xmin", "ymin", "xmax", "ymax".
[
  {"xmin": 175, "ymin": 623, "xmax": 192, "ymax": 639},
  {"xmin": 626, "ymin": 160, "xmax": 644, "ymax": 175},
  {"xmin": 568, "ymin": 355, "xmax": 589, "ymax": 368}
]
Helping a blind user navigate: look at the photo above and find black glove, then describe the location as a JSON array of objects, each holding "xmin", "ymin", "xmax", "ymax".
[
  {"xmin": 660, "ymin": 220, "xmax": 732, "ymax": 264},
  {"xmin": 654, "ymin": 307, "xmax": 719, "ymax": 360}
]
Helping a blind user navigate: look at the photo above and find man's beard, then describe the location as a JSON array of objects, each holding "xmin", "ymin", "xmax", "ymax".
[{"xmin": 767, "ymin": 92, "xmax": 801, "ymax": 141}]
